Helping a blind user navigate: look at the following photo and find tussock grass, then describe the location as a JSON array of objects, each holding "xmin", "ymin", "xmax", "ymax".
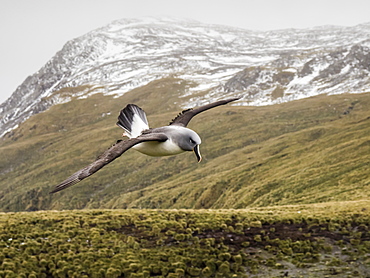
[{"xmin": 0, "ymin": 201, "xmax": 369, "ymax": 277}]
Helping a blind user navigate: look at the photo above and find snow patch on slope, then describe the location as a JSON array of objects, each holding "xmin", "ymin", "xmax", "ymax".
[{"xmin": 1, "ymin": 18, "xmax": 370, "ymax": 137}]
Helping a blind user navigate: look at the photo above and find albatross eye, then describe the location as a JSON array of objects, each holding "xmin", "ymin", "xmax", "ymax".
[{"xmin": 189, "ymin": 138, "xmax": 195, "ymax": 144}]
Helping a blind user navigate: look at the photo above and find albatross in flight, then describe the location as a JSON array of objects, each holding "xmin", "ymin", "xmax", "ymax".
[{"xmin": 50, "ymin": 98, "xmax": 239, "ymax": 193}]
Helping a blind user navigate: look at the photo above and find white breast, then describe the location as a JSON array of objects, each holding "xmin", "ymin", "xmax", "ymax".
[{"xmin": 132, "ymin": 139, "xmax": 184, "ymax": 157}]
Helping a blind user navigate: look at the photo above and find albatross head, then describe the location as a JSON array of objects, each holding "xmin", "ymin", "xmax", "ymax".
[{"xmin": 176, "ymin": 128, "xmax": 202, "ymax": 162}]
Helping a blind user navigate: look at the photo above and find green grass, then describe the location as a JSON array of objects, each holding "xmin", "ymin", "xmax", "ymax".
[
  {"xmin": 0, "ymin": 201, "xmax": 369, "ymax": 277},
  {"xmin": 1, "ymin": 78, "xmax": 370, "ymax": 211}
]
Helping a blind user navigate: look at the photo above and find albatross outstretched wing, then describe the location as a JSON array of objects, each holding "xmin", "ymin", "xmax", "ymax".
[
  {"xmin": 50, "ymin": 133, "xmax": 168, "ymax": 193},
  {"xmin": 169, "ymin": 98, "xmax": 240, "ymax": 127}
]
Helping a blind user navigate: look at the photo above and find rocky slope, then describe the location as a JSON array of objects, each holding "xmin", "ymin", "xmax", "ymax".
[{"xmin": 1, "ymin": 17, "xmax": 370, "ymax": 136}]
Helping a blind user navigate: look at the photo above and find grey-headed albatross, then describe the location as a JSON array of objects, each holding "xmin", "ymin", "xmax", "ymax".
[{"xmin": 50, "ymin": 98, "xmax": 239, "ymax": 193}]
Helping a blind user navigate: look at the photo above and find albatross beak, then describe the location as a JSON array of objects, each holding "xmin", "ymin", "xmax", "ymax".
[{"xmin": 193, "ymin": 145, "xmax": 202, "ymax": 163}]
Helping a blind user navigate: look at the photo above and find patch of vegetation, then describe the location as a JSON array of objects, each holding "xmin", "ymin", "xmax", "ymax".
[{"xmin": 0, "ymin": 201, "xmax": 369, "ymax": 277}]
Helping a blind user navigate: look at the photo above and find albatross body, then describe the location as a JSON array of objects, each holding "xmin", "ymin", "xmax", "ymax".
[
  {"xmin": 132, "ymin": 126, "xmax": 201, "ymax": 157},
  {"xmin": 50, "ymin": 98, "xmax": 239, "ymax": 193}
]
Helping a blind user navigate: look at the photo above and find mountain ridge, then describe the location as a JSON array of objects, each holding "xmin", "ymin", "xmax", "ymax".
[{"xmin": 1, "ymin": 17, "xmax": 370, "ymax": 137}]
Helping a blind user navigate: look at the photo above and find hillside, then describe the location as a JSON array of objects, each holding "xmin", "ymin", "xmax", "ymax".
[{"xmin": 0, "ymin": 78, "xmax": 370, "ymax": 212}]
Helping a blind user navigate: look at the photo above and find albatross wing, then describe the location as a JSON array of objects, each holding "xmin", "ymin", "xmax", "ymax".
[
  {"xmin": 169, "ymin": 98, "xmax": 240, "ymax": 127},
  {"xmin": 50, "ymin": 133, "xmax": 168, "ymax": 193}
]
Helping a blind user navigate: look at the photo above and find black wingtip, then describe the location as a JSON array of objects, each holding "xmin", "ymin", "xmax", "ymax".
[
  {"xmin": 219, "ymin": 97, "xmax": 241, "ymax": 106},
  {"xmin": 50, "ymin": 177, "xmax": 81, "ymax": 194},
  {"xmin": 227, "ymin": 97, "xmax": 241, "ymax": 102},
  {"xmin": 49, "ymin": 188, "xmax": 60, "ymax": 194},
  {"xmin": 169, "ymin": 97, "xmax": 241, "ymax": 127},
  {"xmin": 49, "ymin": 185, "xmax": 72, "ymax": 194}
]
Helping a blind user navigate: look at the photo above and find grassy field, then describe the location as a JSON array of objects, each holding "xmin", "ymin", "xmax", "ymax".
[{"xmin": 0, "ymin": 201, "xmax": 369, "ymax": 277}]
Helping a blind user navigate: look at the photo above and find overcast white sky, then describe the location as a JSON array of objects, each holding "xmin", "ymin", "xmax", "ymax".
[{"xmin": 1, "ymin": 0, "xmax": 370, "ymax": 103}]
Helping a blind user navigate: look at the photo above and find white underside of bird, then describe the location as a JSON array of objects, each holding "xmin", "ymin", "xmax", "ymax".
[{"xmin": 132, "ymin": 127, "xmax": 194, "ymax": 156}]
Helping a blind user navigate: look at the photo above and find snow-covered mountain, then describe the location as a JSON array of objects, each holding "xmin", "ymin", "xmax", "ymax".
[{"xmin": 1, "ymin": 17, "xmax": 370, "ymax": 137}]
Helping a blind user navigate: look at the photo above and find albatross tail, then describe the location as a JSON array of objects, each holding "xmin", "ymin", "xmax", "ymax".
[{"xmin": 116, "ymin": 104, "xmax": 149, "ymax": 138}]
